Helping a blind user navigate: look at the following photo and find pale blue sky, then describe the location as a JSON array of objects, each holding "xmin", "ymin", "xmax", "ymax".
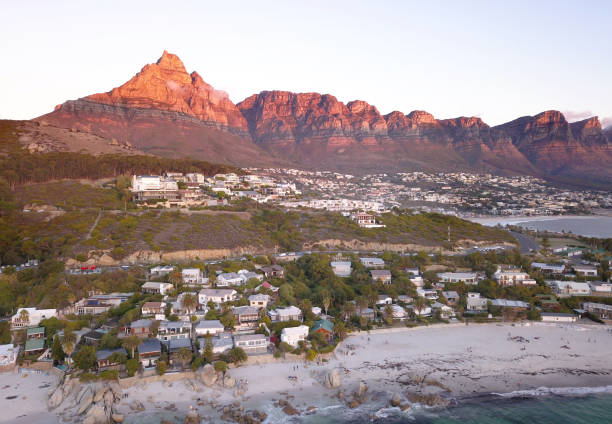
[{"xmin": 1, "ymin": 0, "xmax": 611, "ymax": 126}]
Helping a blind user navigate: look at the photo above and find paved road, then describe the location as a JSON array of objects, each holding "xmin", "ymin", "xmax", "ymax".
[{"xmin": 509, "ymin": 230, "xmax": 540, "ymax": 254}]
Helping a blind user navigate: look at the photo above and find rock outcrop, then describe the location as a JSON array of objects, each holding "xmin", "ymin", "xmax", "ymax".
[
  {"xmin": 199, "ymin": 364, "xmax": 218, "ymax": 387},
  {"xmin": 323, "ymin": 368, "xmax": 342, "ymax": 389}
]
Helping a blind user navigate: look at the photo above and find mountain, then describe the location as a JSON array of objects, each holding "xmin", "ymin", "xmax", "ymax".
[
  {"xmin": 36, "ymin": 51, "xmax": 277, "ymax": 167},
  {"xmin": 33, "ymin": 52, "xmax": 612, "ymax": 185}
]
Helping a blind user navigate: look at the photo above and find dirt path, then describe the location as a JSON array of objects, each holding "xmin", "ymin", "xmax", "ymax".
[{"xmin": 86, "ymin": 211, "xmax": 102, "ymax": 239}]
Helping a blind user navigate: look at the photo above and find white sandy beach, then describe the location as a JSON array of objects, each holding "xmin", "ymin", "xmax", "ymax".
[
  {"xmin": 0, "ymin": 369, "xmax": 60, "ymax": 424},
  {"xmin": 109, "ymin": 322, "xmax": 612, "ymax": 423}
]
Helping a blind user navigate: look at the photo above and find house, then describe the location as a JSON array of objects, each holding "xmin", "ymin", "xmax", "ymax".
[
  {"xmin": 96, "ymin": 348, "xmax": 127, "ymax": 371},
  {"xmin": 11, "ymin": 308, "xmax": 57, "ymax": 330},
  {"xmin": 355, "ymin": 307, "xmax": 376, "ymax": 321},
  {"xmin": 573, "ymin": 265, "xmax": 598, "ymax": 277},
  {"xmin": 172, "ymin": 292, "xmax": 202, "ymax": 316},
  {"xmin": 376, "ymin": 295, "xmax": 393, "ymax": 306},
  {"xmin": 150, "ymin": 265, "xmax": 175, "ymax": 277},
  {"xmin": 157, "ymin": 321, "xmax": 191, "ymax": 342},
  {"xmin": 260, "ymin": 265, "xmax": 284, "ymax": 279},
  {"xmin": 493, "ymin": 266, "xmax": 536, "ymax": 286},
  {"xmin": 371, "ymin": 270, "xmax": 392, "ymax": 284},
  {"xmin": 142, "ymin": 301, "xmax": 166, "ymax": 317},
  {"xmin": 437, "ymin": 272, "xmax": 477, "ymax": 284},
  {"xmin": 194, "ymin": 320, "xmax": 225, "ymax": 337},
  {"xmin": 581, "ymin": 302, "xmax": 612, "ymax": 320},
  {"xmin": 182, "ymin": 268, "xmax": 204, "ymax": 285},
  {"xmin": 466, "ymin": 292, "xmax": 488, "ymax": 312},
  {"xmin": 141, "ymin": 282, "xmax": 174, "ymax": 296},
  {"xmin": 216, "ymin": 272, "xmax": 245, "ymax": 287},
  {"xmin": 82, "ymin": 330, "xmax": 105, "ymax": 346},
  {"xmin": 535, "ymin": 294, "xmax": 561, "ymax": 311},
  {"xmin": 552, "ymin": 281, "xmax": 591, "ymax": 296},
  {"xmin": 531, "ymin": 263, "xmax": 565, "ymax": 275},
  {"xmin": 121, "ymin": 319, "xmax": 154, "ymax": 338},
  {"xmin": 268, "ymin": 306, "xmax": 303, "ymax": 322},
  {"xmin": 248, "ymin": 294, "xmax": 270, "ymax": 309},
  {"xmin": 397, "ymin": 295, "xmax": 413, "ymax": 304},
  {"xmin": 311, "ymin": 306, "xmax": 322, "ymax": 317},
  {"xmin": 0, "ymin": 344, "xmax": 19, "ymax": 372},
  {"xmin": 589, "ymin": 281, "xmax": 612, "ymax": 293},
  {"xmin": 390, "ymin": 304, "xmax": 408, "ymax": 320},
  {"xmin": 232, "ymin": 306, "xmax": 260, "ymax": 329},
  {"xmin": 331, "ymin": 261, "xmax": 352, "ymax": 277},
  {"xmin": 238, "ymin": 269, "xmax": 264, "ymax": 283},
  {"xmin": 281, "ymin": 325, "xmax": 309, "ymax": 348},
  {"xmin": 26, "ymin": 327, "xmax": 45, "ymax": 340},
  {"xmin": 360, "ymin": 257, "xmax": 385, "ymax": 268},
  {"xmin": 417, "ymin": 288, "xmax": 438, "ymax": 300},
  {"xmin": 168, "ymin": 338, "xmax": 193, "ymax": 366},
  {"xmin": 442, "ymin": 291, "xmax": 459, "ymax": 306},
  {"xmin": 198, "ymin": 288, "xmax": 237, "ymax": 305},
  {"xmin": 541, "ymin": 312, "xmax": 576, "ymax": 323},
  {"xmin": 351, "ymin": 212, "xmax": 379, "ymax": 228},
  {"xmin": 199, "ymin": 332, "xmax": 234, "ymax": 355},
  {"xmin": 431, "ymin": 301, "xmax": 455, "ymax": 319},
  {"xmin": 490, "ymin": 299, "xmax": 529, "ymax": 311},
  {"xmin": 24, "ymin": 338, "xmax": 46, "ymax": 356},
  {"xmin": 405, "ymin": 267, "xmax": 420, "ymax": 276},
  {"xmin": 409, "ymin": 275, "xmax": 425, "ymax": 288},
  {"xmin": 233, "ymin": 334, "xmax": 268, "ymax": 354},
  {"xmin": 312, "ymin": 319, "xmax": 334, "ymax": 341},
  {"xmin": 256, "ymin": 281, "xmax": 279, "ymax": 293},
  {"xmin": 407, "ymin": 304, "xmax": 432, "ymax": 317},
  {"xmin": 138, "ymin": 338, "xmax": 161, "ymax": 368}
]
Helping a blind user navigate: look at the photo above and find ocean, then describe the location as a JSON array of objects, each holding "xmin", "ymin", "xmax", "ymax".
[
  {"xmin": 299, "ymin": 390, "xmax": 612, "ymax": 424},
  {"xmin": 470, "ymin": 216, "xmax": 612, "ymax": 238}
]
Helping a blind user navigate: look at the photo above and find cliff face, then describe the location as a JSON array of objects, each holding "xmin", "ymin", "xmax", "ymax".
[{"xmin": 33, "ymin": 51, "xmax": 612, "ymax": 184}]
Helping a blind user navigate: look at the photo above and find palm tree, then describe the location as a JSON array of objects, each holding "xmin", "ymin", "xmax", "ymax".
[
  {"xmin": 182, "ymin": 294, "xmax": 198, "ymax": 315},
  {"xmin": 342, "ymin": 302, "xmax": 356, "ymax": 322},
  {"xmin": 367, "ymin": 292, "xmax": 379, "ymax": 320},
  {"xmin": 62, "ymin": 332, "xmax": 77, "ymax": 368},
  {"xmin": 176, "ymin": 348, "xmax": 192, "ymax": 370},
  {"xmin": 321, "ymin": 290, "xmax": 332, "ymax": 317},
  {"xmin": 383, "ymin": 304, "xmax": 394, "ymax": 326},
  {"xmin": 334, "ymin": 321, "xmax": 347, "ymax": 341},
  {"xmin": 413, "ymin": 296, "xmax": 427, "ymax": 316},
  {"xmin": 122, "ymin": 335, "xmax": 141, "ymax": 359},
  {"xmin": 357, "ymin": 296, "xmax": 368, "ymax": 327},
  {"xmin": 168, "ymin": 271, "xmax": 183, "ymax": 288},
  {"xmin": 18, "ymin": 309, "xmax": 30, "ymax": 325}
]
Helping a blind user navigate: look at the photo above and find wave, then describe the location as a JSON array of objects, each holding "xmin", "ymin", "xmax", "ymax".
[{"xmin": 492, "ymin": 385, "xmax": 612, "ymax": 398}]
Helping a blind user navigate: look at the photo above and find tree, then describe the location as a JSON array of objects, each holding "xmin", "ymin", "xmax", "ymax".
[
  {"xmin": 228, "ymin": 347, "xmax": 247, "ymax": 365},
  {"xmin": 306, "ymin": 349, "xmax": 317, "ymax": 361},
  {"xmin": 62, "ymin": 332, "xmax": 77, "ymax": 368},
  {"xmin": 203, "ymin": 335, "xmax": 214, "ymax": 363},
  {"xmin": 334, "ymin": 321, "xmax": 347, "ymax": 341},
  {"xmin": 126, "ymin": 358, "xmax": 139, "ymax": 377},
  {"xmin": 122, "ymin": 335, "xmax": 141, "ymax": 359},
  {"xmin": 278, "ymin": 342, "xmax": 293, "ymax": 359},
  {"xmin": 51, "ymin": 335, "xmax": 65, "ymax": 363},
  {"xmin": 156, "ymin": 360, "xmax": 167, "ymax": 376},
  {"xmin": 357, "ymin": 296, "xmax": 369, "ymax": 327},
  {"xmin": 0, "ymin": 321, "xmax": 10, "ymax": 344},
  {"xmin": 219, "ymin": 311, "xmax": 235, "ymax": 330},
  {"xmin": 182, "ymin": 294, "xmax": 198, "ymax": 315},
  {"xmin": 321, "ymin": 289, "xmax": 332, "ymax": 317},
  {"xmin": 176, "ymin": 348, "xmax": 192, "ymax": 370},
  {"xmin": 18, "ymin": 308, "xmax": 30, "ymax": 325},
  {"xmin": 413, "ymin": 296, "xmax": 427, "ymax": 316},
  {"xmin": 73, "ymin": 345, "xmax": 97, "ymax": 371},
  {"xmin": 214, "ymin": 360, "xmax": 227, "ymax": 377},
  {"xmin": 342, "ymin": 302, "xmax": 356, "ymax": 322}
]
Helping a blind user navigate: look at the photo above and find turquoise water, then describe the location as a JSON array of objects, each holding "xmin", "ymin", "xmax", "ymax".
[{"xmin": 300, "ymin": 393, "xmax": 612, "ymax": 423}]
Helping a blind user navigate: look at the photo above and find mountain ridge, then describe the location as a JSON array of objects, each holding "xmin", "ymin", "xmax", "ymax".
[{"xmin": 32, "ymin": 51, "xmax": 612, "ymax": 184}]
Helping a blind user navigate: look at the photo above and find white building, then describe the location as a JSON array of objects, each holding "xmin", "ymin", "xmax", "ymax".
[
  {"xmin": 131, "ymin": 175, "xmax": 178, "ymax": 192},
  {"xmin": 466, "ymin": 292, "xmax": 488, "ymax": 312},
  {"xmin": 493, "ymin": 267, "xmax": 536, "ymax": 286},
  {"xmin": 248, "ymin": 294, "xmax": 270, "ymax": 309},
  {"xmin": 233, "ymin": 334, "xmax": 268, "ymax": 354},
  {"xmin": 552, "ymin": 281, "xmax": 591, "ymax": 296},
  {"xmin": 589, "ymin": 281, "xmax": 612, "ymax": 293},
  {"xmin": 150, "ymin": 265, "xmax": 175, "ymax": 276},
  {"xmin": 268, "ymin": 306, "xmax": 303, "ymax": 322},
  {"xmin": 194, "ymin": 320, "xmax": 225, "ymax": 337},
  {"xmin": 360, "ymin": 258, "xmax": 385, "ymax": 268},
  {"xmin": 11, "ymin": 308, "xmax": 57, "ymax": 330},
  {"xmin": 541, "ymin": 312, "xmax": 576, "ymax": 323},
  {"xmin": 437, "ymin": 272, "xmax": 478, "ymax": 284},
  {"xmin": 417, "ymin": 288, "xmax": 438, "ymax": 300},
  {"xmin": 280, "ymin": 325, "xmax": 309, "ymax": 348},
  {"xmin": 0, "ymin": 344, "xmax": 19, "ymax": 371},
  {"xmin": 141, "ymin": 282, "xmax": 174, "ymax": 296},
  {"xmin": 573, "ymin": 265, "xmax": 598, "ymax": 277},
  {"xmin": 198, "ymin": 288, "xmax": 237, "ymax": 305},
  {"xmin": 331, "ymin": 261, "xmax": 352, "ymax": 277},
  {"xmin": 182, "ymin": 268, "xmax": 203, "ymax": 285}
]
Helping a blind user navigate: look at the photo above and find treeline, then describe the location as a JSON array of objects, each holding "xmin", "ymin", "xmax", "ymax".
[{"xmin": 0, "ymin": 150, "xmax": 241, "ymax": 188}]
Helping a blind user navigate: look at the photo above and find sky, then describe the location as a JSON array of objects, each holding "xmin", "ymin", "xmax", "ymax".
[{"xmin": 1, "ymin": 0, "xmax": 611, "ymax": 126}]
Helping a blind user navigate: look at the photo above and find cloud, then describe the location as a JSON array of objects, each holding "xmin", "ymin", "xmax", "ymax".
[{"xmin": 562, "ymin": 110, "xmax": 595, "ymax": 122}]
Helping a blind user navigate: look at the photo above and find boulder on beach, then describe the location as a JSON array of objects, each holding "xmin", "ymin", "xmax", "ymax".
[
  {"xmin": 358, "ymin": 381, "xmax": 368, "ymax": 397},
  {"xmin": 77, "ymin": 388, "xmax": 94, "ymax": 415},
  {"xmin": 390, "ymin": 393, "xmax": 402, "ymax": 407},
  {"xmin": 111, "ymin": 413, "xmax": 125, "ymax": 423},
  {"xmin": 82, "ymin": 405, "xmax": 108, "ymax": 424},
  {"xmin": 184, "ymin": 410, "xmax": 201, "ymax": 424},
  {"xmin": 93, "ymin": 386, "xmax": 106, "ymax": 403},
  {"xmin": 47, "ymin": 386, "xmax": 65, "ymax": 410},
  {"xmin": 223, "ymin": 374, "xmax": 236, "ymax": 388},
  {"xmin": 324, "ymin": 368, "xmax": 341, "ymax": 389},
  {"xmin": 199, "ymin": 364, "xmax": 218, "ymax": 387}
]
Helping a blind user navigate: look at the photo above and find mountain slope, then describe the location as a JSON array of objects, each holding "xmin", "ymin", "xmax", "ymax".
[{"xmin": 31, "ymin": 52, "xmax": 612, "ymax": 184}]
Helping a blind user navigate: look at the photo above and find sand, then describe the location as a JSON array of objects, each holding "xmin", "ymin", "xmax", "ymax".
[
  {"xmin": 110, "ymin": 322, "xmax": 612, "ymax": 423},
  {"xmin": 0, "ymin": 369, "xmax": 60, "ymax": 424}
]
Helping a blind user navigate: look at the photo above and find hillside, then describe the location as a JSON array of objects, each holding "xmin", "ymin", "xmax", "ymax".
[
  {"xmin": 0, "ymin": 181, "xmax": 515, "ymax": 267},
  {"xmin": 28, "ymin": 51, "xmax": 612, "ymax": 186}
]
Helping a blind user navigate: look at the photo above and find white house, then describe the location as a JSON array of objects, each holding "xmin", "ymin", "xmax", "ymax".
[
  {"xmin": 182, "ymin": 268, "xmax": 203, "ymax": 285},
  {"xmin": 390, "ymin": 304, "xmax": 408, "ymax": 319},
  {"xmin": 11, "ymin": 308, "xmax": 57, "ymax": 330},
  {"xmin": 0, "ymin": 344, "xmax": 19, "ymax": 372},
  {"xmin": 360, "ymin": 257, "xmax": 385, "ymax": 268},
  {"xmin": 194, "ymin": 320, "xmax": 225, "ymax": 337},
  {"xmin": 493, "ymin": 266, "xmax": 536, "ymax": 286},
  {"xmin": 408, "ymin": 304, "xmax": 432, "ymax": 317},
  {"xmin": 541, "ymin": 312, "xmax": 576, "ymax": 323},
  {"xmin": 150, "ymin": 265, "xmax": 175, "ymax": 276},
  {"xmin": 417, "ymin": 288, "xmax": 438, "ymax": 300},
  {"xmin": 215, "ymin": 272, "xmax": 244, "ymax": 287},
  {"xmin": 157, "ymin": 321, "xmax": 191, "ymax": 342},
  {"xmin": 233, "ymin": 334, "xmax": 268, "ymax": 354},
  {"xmin": 248, "ymin": 294, "xmax": 270, "ymax": 309},
  {"xmin": 409, "ymin": 276, "xmax": 425, "ymax": 288},
  {"xmin": 589, "ymin": 281, "xmax": 612, "ymax": 293},
  {"xmin": 531, "ymin": 263, "xmax": 565, "ymax": 274},
  {"xmin": 331, "ymin": 261, "xmax": 352, "ymax": 277},
  {"xmin": 552, "ymin": 281, "xmax": 591, "ymax": 296},
  {"xmin": 437, "ymin": 272, "xmax": 478, "ymax": 284},
  {"xmin": 573, "ymin": 265, "xmax": 598, "ymax": 277},
  {"xmin": 405, "ymin": 267, "xmax": 420, "ymax": 276},
  {"xmin": 466, "ymin": 292, "xmax": 488, "ymax": 312},
  {"xmin": 141, "ymin": 282, "xmax": 174, "ymax": 295},
  {"xmin": 431, "ymin": 301, "xmax": 455, "ymax": 319},
  {"xmin": 376, "ymin": 295, "xmax": 393, "ymax": 306},
  {"xmin": 371, "ymin": 269, "xmax": 392, "ymax": 284},
  {"xmin": 268, "ymin": 306, "xmax": 303, "ymax": 322},
  {"xmin": 198, "ymin": 288, "xmax": 237, "ymax": 305},
  {"xmin": 280, "ymin": 325, "xmax": 309, "ymax": 348}
]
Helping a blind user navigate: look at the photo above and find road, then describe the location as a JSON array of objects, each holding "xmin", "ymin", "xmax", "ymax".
[{"xmin": 509, "ymin": 230, "xmax": 540, "ymax": 254}]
